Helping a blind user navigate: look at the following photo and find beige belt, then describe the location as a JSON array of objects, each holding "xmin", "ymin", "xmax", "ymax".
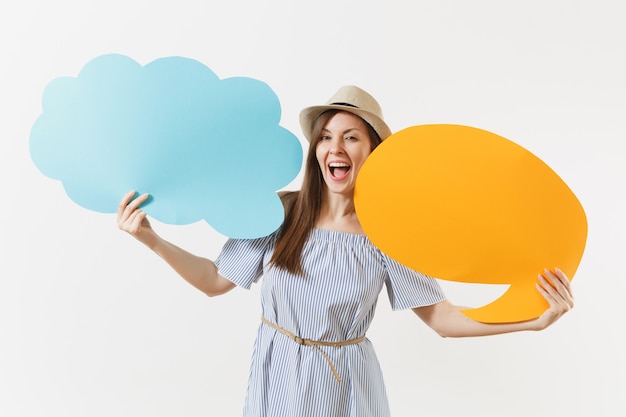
[{"xmin": 261, "ymin": 316, "xmax": 366, "ymax": 382}]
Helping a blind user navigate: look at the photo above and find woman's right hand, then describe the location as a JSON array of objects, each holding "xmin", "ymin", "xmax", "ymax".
[{"xmin": 117, "ymin": 190, "xmax": 157, "ymax": 247}]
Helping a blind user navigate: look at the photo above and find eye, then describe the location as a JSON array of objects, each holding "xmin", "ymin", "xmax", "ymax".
[
  {"xmin": 345, "ymin": 135, "xmax": 358, "ymax": 141},
  {"xmin": 319, "ymin": 135, "xmax": 331, "ymax": 141}
]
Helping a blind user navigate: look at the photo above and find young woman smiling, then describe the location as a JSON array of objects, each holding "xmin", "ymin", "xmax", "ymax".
[{"xmin": 118, "ymin": 85, "xmax": 574, "ymax": 417}]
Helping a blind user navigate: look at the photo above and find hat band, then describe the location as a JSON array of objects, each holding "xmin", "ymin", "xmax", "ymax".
[{"xmin": 330, "ymin": 102, "xmax": 359, "ymax": 108}]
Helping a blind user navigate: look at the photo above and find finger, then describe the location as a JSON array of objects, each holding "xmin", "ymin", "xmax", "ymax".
[
  {"xmin": 117, "ymin": 190, "xmax": 137, "ymax": 218},
  {"xmin": 554, "ymin": 268, "xmax": 574, "ymax": 298},
  {"xmin": 123, "ymin": 192, "xmax": 150, "ymax": 218},
  {"xmin": 129, "ymin": 210, "xmax": 147, "ymax": 233},
  {"xmin": 124, "ymin": 209, "xmax": 146, "ymax": 232},
  {"xmin": 547, "ymin": 268, "xmax": 569, "ymax": 286},
  {"xmin": 544, "ymin": 269, "xmax": 575, "ymax": 307},
  {"xmin": 536, "ymin": 284, "xmax": 564, "ymax": 320},
  {"xmin": 542, "ymin": 269, "xmax": 567, "ymax": 293},
  {"xmin": 537, "ymin": 274, "xmax": 558, "ymax": 300},
  {"xmin": 118, "ymin": 190, "xmax": 147, "ymax": 224},
  {"xmin": 538, "ymin": 273, "xmax": 573, "ymax": 311},
  {"xmin": 118, "ymin": 192, "xmax": 140, "ymax": 228},
  {"xmin": 119, "ymin": 204, "xmax": 141, "ymax": 229},
  {"xmin": 535, "ymin": 282, "xmax": 563, "ymax": 323},
  {"xmin": 535, "ymin": 281, "xmax": 551, "ymax": 302},
  {"xmin": 538, "ymin": 273, "xmax": 567, "ymax": 305}
]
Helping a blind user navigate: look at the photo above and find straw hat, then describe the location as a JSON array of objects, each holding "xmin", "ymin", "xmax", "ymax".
[{"xmin": 299, "ymin": 85, "xmax": 392, "ymax": 142}]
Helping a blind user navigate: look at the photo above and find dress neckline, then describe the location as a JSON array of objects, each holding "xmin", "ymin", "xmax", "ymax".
[{"xmin": 310, "ymin": 228, "xmax": 372, "ymax": 245}]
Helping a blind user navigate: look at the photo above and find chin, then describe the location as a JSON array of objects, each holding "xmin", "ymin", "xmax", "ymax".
[{"xmin": 327, "ymin": 185, "xmax": 355, "ymax": 197}]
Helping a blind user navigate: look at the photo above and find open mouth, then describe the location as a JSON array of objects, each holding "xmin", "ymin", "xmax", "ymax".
[{"xmin": 329, "ymin": 162, "xmax": 351, "ymax": 180}]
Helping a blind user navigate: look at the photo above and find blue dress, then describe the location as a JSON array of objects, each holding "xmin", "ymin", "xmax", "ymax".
[{"xmin": 215, "ymin": 228, "xmax": 446, "ymax": 417}]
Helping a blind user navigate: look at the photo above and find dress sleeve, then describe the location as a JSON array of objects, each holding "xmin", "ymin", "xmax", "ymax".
[
  {"xmin": 381, "ymin": 252, "xmax": 447, "ymax": 310},
  {"xmin": 214, "ymin": 232, "xmax": 276, "ymax": 289}
]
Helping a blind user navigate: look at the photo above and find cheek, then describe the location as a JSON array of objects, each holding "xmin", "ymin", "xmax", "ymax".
[
  {"xmin": 351, "ymin": 153, "xmax": 371, "ymax": 176},
  {"xmin": 314, "ymin": 146, "xmax": 325, "ymax": 170},
  {"xmin": 355, "ymin": 149, "xmax": 372, "ymax": 166}
]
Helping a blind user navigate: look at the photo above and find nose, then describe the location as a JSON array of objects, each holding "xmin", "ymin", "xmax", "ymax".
[{"xmin": 328, "ymin": 137, "xmax": 344, "ymax": 155}]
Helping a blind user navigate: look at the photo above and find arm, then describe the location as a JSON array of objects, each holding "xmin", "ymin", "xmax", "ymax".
[
  {"xmin": 117, "ymin": 191, "xmax": 236, "ymax": 297},
  {"xmin": 413, "ymin": 268, "xmax": 574, "ymax": 337}
]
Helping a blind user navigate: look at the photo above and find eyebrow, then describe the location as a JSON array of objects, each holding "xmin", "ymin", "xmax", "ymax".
[{"xmin": 321, "ymin": 127, "xmax": 362, "ymax": 135}]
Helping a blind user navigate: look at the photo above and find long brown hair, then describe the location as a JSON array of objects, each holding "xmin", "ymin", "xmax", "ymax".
[{"xmin": 270, "ymin": 110, "xmax": 382, "ymax": 275}]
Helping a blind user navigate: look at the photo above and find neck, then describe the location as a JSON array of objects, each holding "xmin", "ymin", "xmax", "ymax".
[
  {"xmin": 322, "ymin": 191, "xmax": 355, "ymax": 216},
  {"xmin": 315, "ymin": 190, "xmax": 364, "ymax": 234}
]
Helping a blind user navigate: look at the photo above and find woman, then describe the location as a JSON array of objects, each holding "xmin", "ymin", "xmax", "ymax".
[{"xmin": 117, "ymin": 85, "xmax": 574, "ymax": 417}]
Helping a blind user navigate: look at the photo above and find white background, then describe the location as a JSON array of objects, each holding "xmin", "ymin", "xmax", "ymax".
[{"xmin": 1, "ymin": 1, "xmax": 624, "ymax": 416}]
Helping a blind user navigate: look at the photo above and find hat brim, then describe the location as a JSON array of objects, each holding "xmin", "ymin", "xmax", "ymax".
[{"xmin": 299, "ymin": 104, "xmax": 392, "ymax": 142}]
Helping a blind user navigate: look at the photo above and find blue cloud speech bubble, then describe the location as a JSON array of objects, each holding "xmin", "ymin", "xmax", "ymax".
[{"xmin": 30, "ymin": 54, "xmax": 303, "ymax": 238}]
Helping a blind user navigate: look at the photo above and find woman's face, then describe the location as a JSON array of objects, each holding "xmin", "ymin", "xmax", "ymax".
[{"xmin": 315, "ymin": 111, "xmax": 373, "ymax": 197}]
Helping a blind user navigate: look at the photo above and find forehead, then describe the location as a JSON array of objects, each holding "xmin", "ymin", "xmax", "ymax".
[{"xmin": 322, "ymin": 111, "xmax": 367, "ymax": 131}]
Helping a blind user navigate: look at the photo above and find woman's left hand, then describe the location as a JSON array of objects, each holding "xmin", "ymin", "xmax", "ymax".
[{"xmin": 533, "ymin": 268, "xmax": 575, "ymax": 330}]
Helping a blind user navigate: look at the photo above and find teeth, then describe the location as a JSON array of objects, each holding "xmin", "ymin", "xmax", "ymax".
[{"xmin": 329, "ymin": 162, "xmax": 350, "ymax": 177}]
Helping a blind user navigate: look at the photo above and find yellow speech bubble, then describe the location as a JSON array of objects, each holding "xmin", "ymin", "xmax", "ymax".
[{"xmin": 354, "ymin": 124, "xmax": 587, "ymax": 323}]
